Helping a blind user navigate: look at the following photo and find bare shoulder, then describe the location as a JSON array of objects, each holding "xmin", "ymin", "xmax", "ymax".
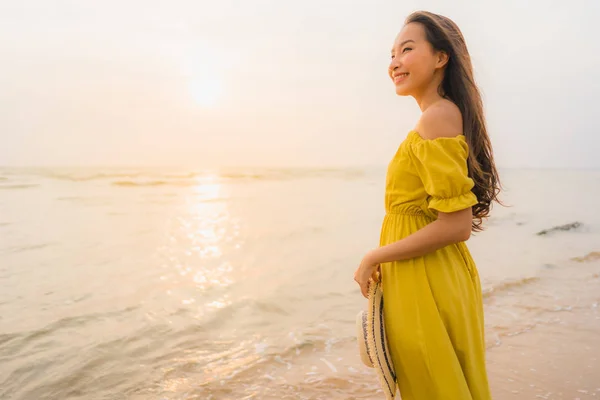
[{"xmin": 415, "ymin": 99, "xmax": 463, "ymax": 140}]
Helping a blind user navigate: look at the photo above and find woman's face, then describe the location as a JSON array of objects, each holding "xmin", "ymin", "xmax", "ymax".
[{"xmin": 388, "ymin": 22, "xmax": 444, "ymax": 97}]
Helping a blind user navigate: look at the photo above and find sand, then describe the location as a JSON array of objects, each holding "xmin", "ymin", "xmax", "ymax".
[{"xmin": 488, "ymin": 313, "xmax": 600, "ymax": 399}]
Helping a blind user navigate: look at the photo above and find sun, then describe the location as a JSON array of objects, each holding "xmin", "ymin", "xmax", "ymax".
[
  {"xmin": 178, "ymin": 41, "xmax": 226, "ymax": 108},
  {"xmin": 189, "ymin": 76, "xmax": 222, "ymax": 108}
]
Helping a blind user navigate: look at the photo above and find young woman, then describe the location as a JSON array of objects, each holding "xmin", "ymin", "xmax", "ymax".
[{"xmin": 353, "ymin": 11, "xmax": 500, "ymax": 400}]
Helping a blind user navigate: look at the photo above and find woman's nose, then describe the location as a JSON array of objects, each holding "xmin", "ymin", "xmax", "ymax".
[{"xmin": 389, "ymin": 61, "xmax": 399, "ymax": 76}]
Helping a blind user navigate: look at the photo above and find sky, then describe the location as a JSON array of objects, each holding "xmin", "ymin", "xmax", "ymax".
[{"xmin": 1, "ymin": 0, "xmax": 599, "ymax": 169}]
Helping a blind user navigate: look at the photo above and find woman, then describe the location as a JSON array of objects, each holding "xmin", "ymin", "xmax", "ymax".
[{"xmin": 353, "ymin": 11, "xmax": 500, "ymax": 400}]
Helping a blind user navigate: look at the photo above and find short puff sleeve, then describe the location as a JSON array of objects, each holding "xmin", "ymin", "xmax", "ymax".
[{"xmin": 409, "ymin": 134, "xmax": 478, "ymax": 213}]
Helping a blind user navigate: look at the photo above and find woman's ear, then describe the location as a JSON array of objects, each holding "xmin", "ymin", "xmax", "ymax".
[{"xmin": 436, "ymin": 51, "xmax": 449, "ymax": 69}]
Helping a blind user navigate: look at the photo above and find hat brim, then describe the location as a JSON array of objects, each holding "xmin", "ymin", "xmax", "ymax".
[
  {"xmin": 356, "ymin": 310, "xmax": 374, "ymax": 367},
  {"xmin": 357, "ymin": 280, "xmax": 397, "ymax": 399}
]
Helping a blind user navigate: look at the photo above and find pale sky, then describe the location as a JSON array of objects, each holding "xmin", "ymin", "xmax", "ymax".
[{"xmin": 1, "ymin": 0, "xmax": 599, "ymax": 169}]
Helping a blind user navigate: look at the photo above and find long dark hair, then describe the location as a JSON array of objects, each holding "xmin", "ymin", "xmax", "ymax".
[{"xmin": 405, "ymin": 11, "xmax": 501, "ymax": 231}]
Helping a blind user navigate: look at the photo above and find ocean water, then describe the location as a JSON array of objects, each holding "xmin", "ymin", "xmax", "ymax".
[{"xmin": 0, "ymin": 166, "xmax": 599, "ymax": 399}]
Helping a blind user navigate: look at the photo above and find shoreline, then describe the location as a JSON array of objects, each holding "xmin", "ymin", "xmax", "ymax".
[{"xmin": 307, "ymin": 253, "xmax": 600, "ymax": 400}]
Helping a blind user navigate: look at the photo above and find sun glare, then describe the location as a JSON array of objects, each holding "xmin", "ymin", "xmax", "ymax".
[
  {"xmin": 189, "ymin": 76, "xmax": 222, "ymax": 108},
  {"xmin": 178, "ymin": 40, "xmax": 226, "ymax": 108}
]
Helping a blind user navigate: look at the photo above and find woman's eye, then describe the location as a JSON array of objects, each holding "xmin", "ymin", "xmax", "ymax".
[{"xmin": 402, "ymin": 47, "xmax": 412, "ymax": 53}]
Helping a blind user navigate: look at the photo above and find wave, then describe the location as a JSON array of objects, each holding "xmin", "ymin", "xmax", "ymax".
[
  {"xmin": 1, "ymin": 306, "xmax": 141, "ymax": 356},
  {"xmin": 44, "ymin": 171, "xmax": 145, "ymax": 182},
  {"xmin": 4, "ymin": 167, "xmax": 370, "ymax": 185},
  {"xmin": 109, "ymin": 169, "xmax": 366, "ymax": 187},
  {"xmin": 113, "ymin": 180, "xmax": 171, "ymax": 187},
  {"xmin": 45, "ymin": 171, "xmax": 198, "ymax": 183},
  {"xmin": 220, "ymin": 168, "xmax": 367, "ymax": 181},
  {"xmin": 571, "ymin": 251, "xmax": 600, "ymax": 263},
  {"xmin": 130, "ymin": 330, "xmax": 357, "ymax": 400},
  {"xmin": 0, "ymin": 184, "xmax": 39, "ymax": 190},
  {"xmin": 0, "ymin": 332, "xmax": 20, "ymax": 348},
  {"xmin": 482, "ymin": 276, "xmax": 539, "ymax": 298},
  {"xmin": 112, "ymin": 180, "xmax": 200, "ymax": 187},
  {"xmin": 6, "ymin": 243, "xmax": 56, "ymax": 254}
]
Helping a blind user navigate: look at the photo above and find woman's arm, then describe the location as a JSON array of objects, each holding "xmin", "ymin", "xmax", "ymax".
[
  {"xmin": 354, "ymin": 207, "xmax": 472, "ymax": 297},
  {"xmin": 368, "ymin": 207, "xmax": 472, "ymax": 265}
]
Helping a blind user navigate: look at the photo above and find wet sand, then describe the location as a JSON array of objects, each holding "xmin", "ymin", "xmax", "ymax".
[
  {"xmin": 487, "ymin": 254, "xmax": 600, "ymax": 399},
  {"xmin": 488, "ymin": 318, "xmax": 600, "ymax": 399}
]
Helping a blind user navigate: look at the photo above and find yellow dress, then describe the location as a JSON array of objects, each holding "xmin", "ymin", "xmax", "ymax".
[{"xmin": 380, "ymin": 130, "xmax": 492, "ymax": 400}]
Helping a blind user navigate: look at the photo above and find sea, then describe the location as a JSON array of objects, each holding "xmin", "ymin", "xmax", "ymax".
[{"xmin": 0, "ymin": 166, "xmax": 599, "ymax": 399}]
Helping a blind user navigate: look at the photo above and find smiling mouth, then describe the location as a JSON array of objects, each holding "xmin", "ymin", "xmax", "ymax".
[{"xmin": 394, "ymin": 73, "xmax": 409, "ymax": 83}]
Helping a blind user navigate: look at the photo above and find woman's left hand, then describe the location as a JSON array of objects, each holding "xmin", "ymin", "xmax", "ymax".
[{"xmin": 354, "ymin": 250, "xmax": 381, "ymax": 298}]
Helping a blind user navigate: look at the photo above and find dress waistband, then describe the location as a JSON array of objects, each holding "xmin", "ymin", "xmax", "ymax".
[{"xmin": 385, "ymin": 206, "xmax": 430, "ymax": 217}]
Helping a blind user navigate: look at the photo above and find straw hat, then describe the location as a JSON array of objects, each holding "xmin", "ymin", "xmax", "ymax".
[{"xmin": 356, "ymin": 280, "xmax": 397, "ymax": 399}]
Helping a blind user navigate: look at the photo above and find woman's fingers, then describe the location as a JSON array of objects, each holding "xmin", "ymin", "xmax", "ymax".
[{"xmin": 371, "ymin": 265, "xmax": 381, "ymax": 282}]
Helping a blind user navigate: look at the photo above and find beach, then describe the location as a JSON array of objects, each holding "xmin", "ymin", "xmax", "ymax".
[{"xmin": 1, "ymin": 166, "xmax": 599, "ymax": 399}]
